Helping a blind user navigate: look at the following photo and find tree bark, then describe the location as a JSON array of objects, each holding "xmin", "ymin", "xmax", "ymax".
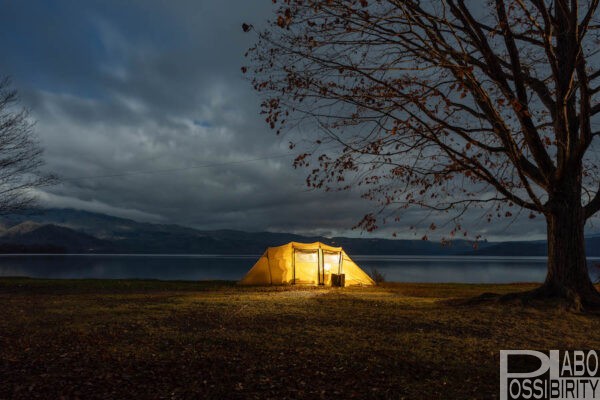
[{"xmin": 539, "ymin": 195, "xmax": 600, "ymax": 309}]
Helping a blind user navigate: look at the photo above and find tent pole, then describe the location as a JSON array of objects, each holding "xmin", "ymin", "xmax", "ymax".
[
  {"xmin": 292, "ymin": 247, "xmax": 296, "ymax": 285},
  {"xmin": 318, "ymin": 248, "xmax": 323, "ymax": 285},
  {"xmin": 266, "ymin": 250, "xmax": 272, "ymax": 285}
]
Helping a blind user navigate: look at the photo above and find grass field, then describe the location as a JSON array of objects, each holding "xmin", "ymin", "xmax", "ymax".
[{"xmin": 1, "ymin": 278, "xmax": 600, "ymax": 399}]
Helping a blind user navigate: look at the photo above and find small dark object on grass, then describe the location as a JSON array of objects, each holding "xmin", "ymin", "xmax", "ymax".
[
  {"xmin": 370, "ymin": 268, "xmax": 386, "ymax": 285},
  {"xmin": 331, "ymin": 273, "xmax": 345, "ymax": 287}
]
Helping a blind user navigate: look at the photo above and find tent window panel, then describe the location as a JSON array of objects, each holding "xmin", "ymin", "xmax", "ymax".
[
  {"xmin": 296, "ymin": 252, "xmax": 318, "ymax": 263},
  {"xmin": 323, "ymin": 252, "xmax": 341, "ymax": 274},
  {"xmin": 322, "ymin": 251, "xmax": 341, "ymax": 285},
  {"xmin": 293, "ymin": 250, "xmax": 318, "ymax": 284}
]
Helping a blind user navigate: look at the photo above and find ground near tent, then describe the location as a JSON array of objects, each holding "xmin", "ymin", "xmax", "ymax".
[{"xmin": 2, "ymin": 278, "xmax": 600, "ymax": 399}]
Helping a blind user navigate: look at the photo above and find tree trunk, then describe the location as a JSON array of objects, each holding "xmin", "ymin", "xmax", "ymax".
[{"xmin": 539, "ymin": 199, "xmax": 600, "ymax": 309}]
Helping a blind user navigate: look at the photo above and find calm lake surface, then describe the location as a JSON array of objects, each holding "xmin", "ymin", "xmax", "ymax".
[{"xmin": 0, "ymin": 254, "xmax": 599, "ymax": 283}]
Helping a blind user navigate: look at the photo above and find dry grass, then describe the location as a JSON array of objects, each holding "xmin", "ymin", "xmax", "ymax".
[{"xmin": 1, "ymin": 278, "xmax": 600, "ymax": 399}]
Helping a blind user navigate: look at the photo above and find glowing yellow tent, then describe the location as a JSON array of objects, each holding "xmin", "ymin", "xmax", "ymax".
[{"xmin": 240, "ymin": 242, "xmax": 374, "ymax": 286}]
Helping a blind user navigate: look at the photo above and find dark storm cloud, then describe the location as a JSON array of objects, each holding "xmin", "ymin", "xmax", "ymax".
[{"xmin": 0, "ymin": 0, "xmax": 555, "ymax": 240}]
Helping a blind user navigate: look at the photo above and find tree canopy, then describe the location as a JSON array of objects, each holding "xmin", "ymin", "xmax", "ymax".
[
  {"xmin": 245, "ymin": 0, "xmax": 600, "ymax": 308},
  {"xmin": 246, "ymin": 0, "xmax": 600, "ymax": 235},
  {"xmin": 0, "ymin": 77, "xmax": 54, "ymax": 213}
]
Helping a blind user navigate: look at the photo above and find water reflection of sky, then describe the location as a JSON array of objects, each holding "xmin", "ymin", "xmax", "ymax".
[{"xmin": 0, "ymin": 254, "xmax": 598, "ymax": 284}]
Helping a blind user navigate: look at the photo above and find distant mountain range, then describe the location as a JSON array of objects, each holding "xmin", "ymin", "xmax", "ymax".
[{"xmin": 0, "ymin": 207, "xmax": 590, "ymax": 256}]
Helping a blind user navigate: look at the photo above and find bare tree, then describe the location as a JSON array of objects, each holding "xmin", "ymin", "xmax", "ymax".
[
  {"xmin": 244, "ymin": 0, "xmax": 600, "ymax": 308},
  {"xmin": 0, "ymin": 77, "xmax": 54, "ymax": 213}
]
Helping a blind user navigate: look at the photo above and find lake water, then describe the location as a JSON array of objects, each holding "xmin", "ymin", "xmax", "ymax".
[{"xmin": 0, "ymin": 254, "xmax": 599, "ymax": 283}]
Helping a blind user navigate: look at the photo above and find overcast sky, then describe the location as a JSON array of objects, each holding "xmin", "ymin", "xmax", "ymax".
[{"xmin": 0, "ymin": 0, "xmax": 574, "ymax": 240}]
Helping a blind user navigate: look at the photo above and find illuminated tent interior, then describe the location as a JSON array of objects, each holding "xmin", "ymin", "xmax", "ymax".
[{"xmin": 240, "ymin": 242, "xmax": 374, "ymax": 286}]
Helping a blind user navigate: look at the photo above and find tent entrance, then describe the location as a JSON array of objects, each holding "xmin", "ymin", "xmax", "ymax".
[
  {"xmin": 291, "ymin": 248, "xmax": 343, "ymax": 285},
  {"xmin": 321, "ymin": 250, "xmax": 342, "ymax": 286},
  {"xmin": 292, "ymin": 249, "xmax": 319, "ymax": 285}
]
